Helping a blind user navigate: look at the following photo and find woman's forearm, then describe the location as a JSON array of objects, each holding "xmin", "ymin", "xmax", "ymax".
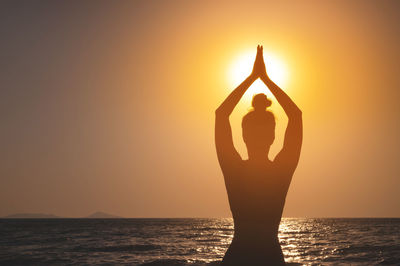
[
  {"xmin": 216, "ymin": 75, "xmax": 257, "ymax": 117},
  {"xmin": 260, "ymin": 75, "xmax": 301, "ymax": 118}
]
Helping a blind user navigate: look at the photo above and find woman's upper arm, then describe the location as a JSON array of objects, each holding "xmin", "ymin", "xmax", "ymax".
[
  {"xmin": 274, "ymin": 114, "xmax": 303, "ymax": 172},
  {"xmin": 215, "ymin": 112, "xmax": 241, "ymax": 169}
]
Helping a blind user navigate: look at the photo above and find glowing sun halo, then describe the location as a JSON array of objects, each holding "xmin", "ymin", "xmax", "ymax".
[{"xmin": 228, "ymin": 50, "xmax": 288, "ymax": 99}]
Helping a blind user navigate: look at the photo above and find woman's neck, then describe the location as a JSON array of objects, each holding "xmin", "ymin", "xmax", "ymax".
[{"xmin": 247, "ymin": 146, "xmax": 270, "ymax": 163}]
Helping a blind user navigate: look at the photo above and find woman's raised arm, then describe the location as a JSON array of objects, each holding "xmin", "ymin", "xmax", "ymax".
[
  {"xmin": 258, "ymin": 46, "xmax": 303, "ymax": 172},
  {"xmin": 215, "ymin": 46, "xmax": 263, "ymax": 168}
]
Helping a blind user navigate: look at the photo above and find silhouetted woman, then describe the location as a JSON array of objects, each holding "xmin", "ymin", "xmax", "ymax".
[{"xmin": 215, "ymin": 45, "xmax": 302, "ymax": 265}]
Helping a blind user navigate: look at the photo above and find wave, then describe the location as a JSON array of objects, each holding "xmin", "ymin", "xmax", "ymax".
[
  {"xmin": 139, "ymin": 260, "xmax": 221, "ymax": 266},
  {"xmin": 71, "ymin": 244, "xmax": 162, "ymax": 253}
]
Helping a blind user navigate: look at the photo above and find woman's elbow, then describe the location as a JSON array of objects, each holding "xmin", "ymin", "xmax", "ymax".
[
  {"xmin": 288, "ymin": 108, "xmax": 302, "ymax": 121},
  {"xmin": 215, "ymin": 107, "xmax": 229, "ymax": 118},
  {"xmin": 295, "ymin": 108, "xmax": 302, "ymax": 117}
]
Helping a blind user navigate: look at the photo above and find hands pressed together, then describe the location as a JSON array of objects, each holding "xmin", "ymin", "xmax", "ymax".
[
  {"xmin": 216, "ymin": 44, "xmax": 300, "ymax": 118},
  {"xmin": 250, "ymin": 45, "xmax": 269, "ymax": 80}
]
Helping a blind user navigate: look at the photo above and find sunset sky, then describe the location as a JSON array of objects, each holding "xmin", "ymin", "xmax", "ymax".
[{"xmin": 1, "ymin": 0, "xmax": 400, "ymax": 218}]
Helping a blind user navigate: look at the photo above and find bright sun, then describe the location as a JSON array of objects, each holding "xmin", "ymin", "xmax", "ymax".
[{"xmin": 228, "ymin": 49, "xmax": 288, "ymax": 100}]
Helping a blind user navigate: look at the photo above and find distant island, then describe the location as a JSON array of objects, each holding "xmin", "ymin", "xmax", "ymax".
[{"xmin": 2, "ymin": 211, "xmax": 122, "ymax": 218}]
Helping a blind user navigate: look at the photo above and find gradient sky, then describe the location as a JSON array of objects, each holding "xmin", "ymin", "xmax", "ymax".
[{"xmin": 1, "ymin": 0, "xmax": 400, "ymax": 218}]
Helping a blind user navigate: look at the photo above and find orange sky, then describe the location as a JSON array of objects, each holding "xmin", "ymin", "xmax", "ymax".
[{"xmin": 1, "ymin": 1, "xmax": 400, "ymax": 217}]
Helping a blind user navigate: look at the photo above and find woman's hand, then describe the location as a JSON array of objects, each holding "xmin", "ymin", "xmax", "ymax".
[{"xmin": 251, "ymin": 45, "xmax": 268, "ymax": 79}]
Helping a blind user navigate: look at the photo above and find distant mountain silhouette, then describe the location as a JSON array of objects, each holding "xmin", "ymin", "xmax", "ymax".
[
  {"xmin": 2, "ymin": 213, "xmax": 60, "ymax": 218},
  {"xmin": 86, "ymin": 211, "xmax": 122, "ymax": 218}
]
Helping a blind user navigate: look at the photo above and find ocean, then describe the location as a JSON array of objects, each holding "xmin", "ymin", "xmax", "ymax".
[{"xmin": 0, "ymin": 218, "xmax": 399, "ymax": 265}]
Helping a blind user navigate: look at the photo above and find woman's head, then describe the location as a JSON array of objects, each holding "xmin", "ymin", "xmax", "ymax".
[
  {"xmin": 242, "ymin": 93, "xmax": 275, "ymax": 148},
  {"xmin": 252, "ymin": 93, "xmax": 272, "ymax": 111}
]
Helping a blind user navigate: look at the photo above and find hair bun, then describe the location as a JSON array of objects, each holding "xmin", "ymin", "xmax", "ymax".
[{"xmin": 252, "ymin": 93, "xmax": 272, "ymax": 111}]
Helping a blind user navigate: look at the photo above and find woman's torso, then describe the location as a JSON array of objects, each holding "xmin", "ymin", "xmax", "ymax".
[{"xmin": 222, "ymin": 159, "xmax": 292, "ymax": 265}]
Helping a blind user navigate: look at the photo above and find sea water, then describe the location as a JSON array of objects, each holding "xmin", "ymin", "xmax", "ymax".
[{"xmin": 0, "ymin": 218, "xmax": 399, "ymax": 265}]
